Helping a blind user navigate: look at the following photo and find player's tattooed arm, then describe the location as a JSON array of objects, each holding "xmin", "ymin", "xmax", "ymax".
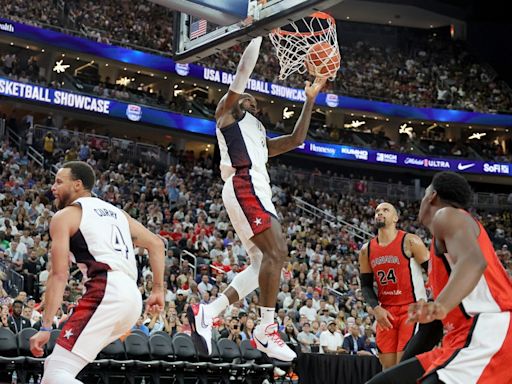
[{"xmin": 404, "ymin": 233, "xmax": 429, "ymax": 273}]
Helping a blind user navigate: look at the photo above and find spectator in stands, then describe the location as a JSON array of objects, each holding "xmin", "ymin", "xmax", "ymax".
[
  {"xmin": 43, "ymin": 131, "xmax": 55, "ymax": 161},
  {"xmin": 319, "ymin": 320, "xmax": 345, "ymax": 354},
  {"xmin": 132, "ymin": 314, "xmax": 150, "ymax": 336},
  {"xmin": 19, "ymin": 228, "xmax": 34, "ymax": 248},
  {"xmin": 297, "ymin": 322, "xmax": 319, "ymax": 353},
  {"xmin": 198, "ymin": 274, "xmax": 213, "ymax": 295},
  {"xmin": 241, "ymin": 317, "xmax": 255, "ymax": 341},
  {"xmin": 164, "ymin": 310, "xmax": 180, "ymax": 336},
  {"xmin": 147, "ymin": 311, "xmax": 165, "ymax": 335},
  {"xmin": 38, "ymin": 262, "xmax": 51, "ymax": 293},
  {"xmin": 342, "ymin": 324, "xmax": 373, "ymax": 356},
  {"xmin": 220, "ymin": 316, "xmax": 242, "ymax": 345},
  {"xmin": 178, "ymin": 312, "xmax": 191, "ymax": 335},
  {"xmin": 277, "ymin": 283, "xmax": 291, "ymax": 306},
  {"xmin": 1, "ymin": 311, "xmax": 8, "ymax": 328},
  {"xmin": 363, "ymin": 326, "xmax": 378, "ymax": 355},
  {"xmin": 6, "ymin": 241, "xmax": 26, "ymax": 272},
  {"xmin": 0, "ymin": 276, "xmax": 12, "ymax": 307},
  {"xmin": 7, "ymin": 299, "xmax": 31, "ymax": 333},
  {"xmin": 22, "ymin": 249, "xmax": 42, "ymax": 297},
  {"xmin": 299, "ymin": 298, "xmax": 318, "ymax": 322},
  {"xmin": 283, "ymin": 321, "xmax": 300, "ymax": 348}
]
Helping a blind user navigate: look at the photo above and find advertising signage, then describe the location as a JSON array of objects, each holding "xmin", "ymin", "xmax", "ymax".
[
  {"xmin": 1, "ymin": 77, "xmax": 509, "ymax": 177},
  {"xmin": 2, "ymin": 18, "xmax": 512, "ymax": 127}
]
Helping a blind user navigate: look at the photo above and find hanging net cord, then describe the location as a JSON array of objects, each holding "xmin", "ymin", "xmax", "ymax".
[{"xmin": 269, "ymin": 12, "xmax": 340, "ymax": 81}]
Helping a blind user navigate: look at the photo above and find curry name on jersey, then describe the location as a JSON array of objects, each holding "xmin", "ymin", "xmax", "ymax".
[{"xmin": 69, "ymin": 197, "xmax": 137, "ymax": 281}]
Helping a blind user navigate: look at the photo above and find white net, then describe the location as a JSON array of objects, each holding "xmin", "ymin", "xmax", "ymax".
[{"xmin": 269, "ymin": 12, "xmax": 340, "ymax": 81}]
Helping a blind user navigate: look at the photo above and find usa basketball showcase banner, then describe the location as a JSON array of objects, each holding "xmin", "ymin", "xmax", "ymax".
[
  {"xmin": 1, "ymin": 76, "xmax": 510, "ymax": 177},
  {"xmin": 2, "ymin": 18, "xmax": 512, "ymax": 128}
]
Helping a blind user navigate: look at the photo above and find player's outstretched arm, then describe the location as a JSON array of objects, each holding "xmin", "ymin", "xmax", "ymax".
[
  {"xmin": 31, "ymin": 207, "xmax": 77, "ymax": 356},
  {"xmin": 267, "ymin": 77, "xmax": 326, "ymax": 157},
  {"xmin": 42, "ymin": 210, "xmax": 73, "ymax": 322},
  {"xmin": 124, "ymin": 212, "xmax": 165, "ymax": 313},
  {"xmin": 216, "ymin": 36, "xmax": 262, "ymax": 122},
  {"xmin": 409, "ymin": 209, "xmax": 487, "ymax": 323}
]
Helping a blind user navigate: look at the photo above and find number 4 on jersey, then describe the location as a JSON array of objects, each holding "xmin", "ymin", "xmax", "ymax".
[
  {"xmin": 111, "ymin": 225, "xmax": 129, "ymax": 259},
  {"xmin": 377, "ymin": 268, "xmax": 397, "ymax": 285}
]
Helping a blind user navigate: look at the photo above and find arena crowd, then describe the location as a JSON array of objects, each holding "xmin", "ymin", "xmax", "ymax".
[
  {"xmin": 0, "ymin": 128, "xmax": 511, "ymax": 368},
  {"xmin": 1, "ymin": 0, "xmax": 512, "ymax": 115},
  {"xmin": 2, "ymin": 48, "xmax": 510, "ymax": 164}
]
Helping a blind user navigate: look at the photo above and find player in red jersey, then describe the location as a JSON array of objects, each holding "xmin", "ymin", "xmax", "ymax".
[
  {"xmin": 359, "ymin": 202, "xmax": 429, "ymax": 369},
  {"xmin": 367, "ymin": 172, "xmax": 512, "ymax": 384}
]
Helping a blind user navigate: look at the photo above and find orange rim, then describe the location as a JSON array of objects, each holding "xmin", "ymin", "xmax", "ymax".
[{"xmin": 271, "ymin": 11, "xmax": 336, "ymax": 37}]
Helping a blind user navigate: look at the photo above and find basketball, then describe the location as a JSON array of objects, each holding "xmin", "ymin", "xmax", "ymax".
[{"xmin": 305, "ymin": 41, "xmax": 341, "ymax": 78}]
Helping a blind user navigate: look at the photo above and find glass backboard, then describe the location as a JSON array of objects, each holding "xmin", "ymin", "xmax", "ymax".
[{"xmin": 156, "ymin": 0, "xmax": 344, "ymax": 63}]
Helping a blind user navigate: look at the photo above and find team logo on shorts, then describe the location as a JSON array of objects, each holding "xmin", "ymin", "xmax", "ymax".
[
  {"xmin": 126, "ymin": 104, "xmax": 142, "ymax": 121},
  {"xmin": 175, "ymin": 63, "xmax": 190, "ymax": 76},
  {"xmin": 325, "ymin": 93, "xmax": 339, "ymax": 108}
]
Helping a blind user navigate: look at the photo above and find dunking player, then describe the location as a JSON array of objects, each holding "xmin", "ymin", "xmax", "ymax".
[
  {"xmin": 359, "ymin": 202, "xmax": 429, "ymax": 369},
  {"xmin": 367, "ymin": 172, "xmax": 512, "ymax": 384},
  {"xmin": 30, "ymin": 162, "xmax": 165, "ymax": 383},
  {"xmin": 188, "ymin": 36, "xmax": 326, "ymax": 361}
]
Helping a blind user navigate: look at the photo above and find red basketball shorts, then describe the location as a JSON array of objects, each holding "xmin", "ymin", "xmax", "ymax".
[{"xmin": 376, "ymin": 304, "xmax": 417, "ymax": 354}]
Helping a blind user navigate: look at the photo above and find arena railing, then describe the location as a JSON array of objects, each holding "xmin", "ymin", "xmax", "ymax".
[
  {"xmin": 33, "ymin": 124, "xmax": 172, "ymax": 167},
  {"xmin": 292, "ymin": 196, "xmax": 373, "ymax": 242},
  {"xmin": 136, "ymin": 142, "xmax": 172, "ymax": 166},
  {"xmin": 3, "ymin": 127, "xmax": 45, "ymax": 169},
  {"xmin": 5, "ymin": 127, "xmax": 21, "ymax": 148},
  {"xmin": 111, "ymin": 137, "xmax": 137, "ymax": 160},
  {"xmin": 0, "ymin": 260, "xmax": 25, "ymax": 297}
]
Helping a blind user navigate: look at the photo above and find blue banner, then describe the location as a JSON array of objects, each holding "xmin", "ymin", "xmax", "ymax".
[
  {"xmin": 1, "ymin": 77, "xmax": 509, "ymax": 177},
  {"xmin": 2, "ymin": 18, "xmax": 512, "ymax": 127}
]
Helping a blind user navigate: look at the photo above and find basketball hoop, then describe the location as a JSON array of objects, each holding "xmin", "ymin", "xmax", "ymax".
[{"xmin": 269, "ymin": 12, "xmax": 340, "ymax": 81}]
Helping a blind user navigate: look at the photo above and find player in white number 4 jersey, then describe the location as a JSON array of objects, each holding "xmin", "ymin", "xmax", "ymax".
[{"xmin": 30, "ymin": 161, "xmax": 165, "ymax": 384}]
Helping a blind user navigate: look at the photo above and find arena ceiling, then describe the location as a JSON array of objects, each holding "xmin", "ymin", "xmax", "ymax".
[{"xmin": 326, "ymin": 0, "xmax": 501, "ymax": 29}]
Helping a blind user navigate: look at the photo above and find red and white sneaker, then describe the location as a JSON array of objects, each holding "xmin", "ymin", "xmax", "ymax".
[
  {"xmin": 187, "ymin": 303, "xmax": 213, "ymax": 355},
  {"xmin": 251, "ymin": 323, "xmax": 297, "ymax": 362}
]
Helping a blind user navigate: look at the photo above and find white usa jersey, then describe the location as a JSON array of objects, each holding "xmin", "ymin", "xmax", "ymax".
[
  {"xmin": 216, "ymin": 112, "xmax": 270, "ymax": 182},
  {"xmin": 70, "ymin": 197, "xmax": 137, "ymax": 281}
]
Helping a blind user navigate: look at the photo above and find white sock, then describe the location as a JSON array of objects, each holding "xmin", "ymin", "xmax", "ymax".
[
  {"xmin": 260, "ymin": 306, "xmax": 275, "ymax": 326},
  {"xmin": 205, "ymin": 294, "xmax": 230, "ymax": 318}
]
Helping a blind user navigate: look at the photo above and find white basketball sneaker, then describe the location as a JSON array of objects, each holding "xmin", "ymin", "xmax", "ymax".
[
  {"xmin": 187, "ymin": 303, "xmax": 213, "ymax": 355},
  {"xmin": 251, "ymin": 323, "xmax": 297, "ymax": 362}
]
